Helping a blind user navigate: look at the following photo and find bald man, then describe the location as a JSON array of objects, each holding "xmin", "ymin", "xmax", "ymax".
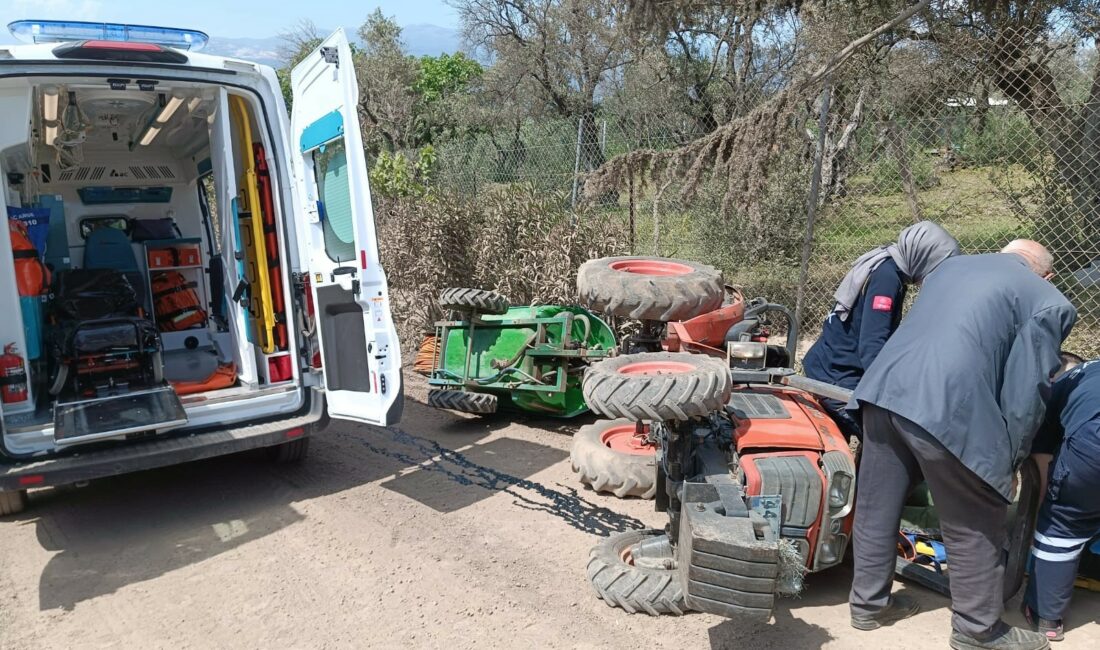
[{"xmin": 848, "ymin": 241, "xmax": 1077, "ymax": 650}]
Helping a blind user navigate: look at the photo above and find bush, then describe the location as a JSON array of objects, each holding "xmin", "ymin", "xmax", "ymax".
[
  {"xmin": 376, "ymin": 184, "xmax": 625, "ymax": 350},
  {"xmin": 865, "ymin": 150, "xmax": 938, "ymax": 195},
  {"xmin": 957, "ymin": 110, "xmax": 1039, "ymax": 167}
]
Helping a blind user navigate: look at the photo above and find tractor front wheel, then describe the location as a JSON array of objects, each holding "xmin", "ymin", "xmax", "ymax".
[
  {"xmin": 587, "ymin": 529, "xmax": 686, "ymax": 615},
  {"xmin": 583, "ymin": 352, "xmax": 732, "ymax": 422},
  {"xmin": 571, "ymin": 419, "xmax": 657, "ymax": 499},
  {"xmin": 428, "ymin": 389, "xmax": 499, "ymax": 415},
  {"xmin": 438, "ymin": 287, "xmax": 510, "ymax": 315}
]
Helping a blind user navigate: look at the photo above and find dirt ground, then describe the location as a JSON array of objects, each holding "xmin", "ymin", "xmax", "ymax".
[{"xmin": 0, "ymin": 376, "xmax": 1097, "ymax": 649}]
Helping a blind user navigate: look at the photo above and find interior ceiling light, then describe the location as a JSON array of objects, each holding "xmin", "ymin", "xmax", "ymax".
[
  {"xmin": 156, "ymin": 95, "xmax": 184, "ymax": 123},
  {"xmin": 137, "ymin": 94, "xmax": 184, "ymax": 147},
  {"xmin": 43, "ymin": 86, "xmax": 59, "ymax": 122},
  {"xmin": 45, "ymin": 123, "xmax": 58, "ymax": 146},
  {"xmin": 138, "ymin": 125, "xmax": 161, "ymax": 147},
  {"xmin": 187, "ymin": 97, "xmax": 201, "ymax": 113}
]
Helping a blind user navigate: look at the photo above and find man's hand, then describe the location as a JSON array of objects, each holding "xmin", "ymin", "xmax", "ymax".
[{"xmin": 1031, "ymin": 453, "xmax": 1054, "ymax": 501}]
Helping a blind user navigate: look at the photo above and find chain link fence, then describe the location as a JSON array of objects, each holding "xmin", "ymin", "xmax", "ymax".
[{"xmin": 380, "ymin": 24, "xmax": 1100, "ymax": 359}]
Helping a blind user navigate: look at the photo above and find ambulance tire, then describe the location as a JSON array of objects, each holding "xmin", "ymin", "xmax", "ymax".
[
  {"xmin": 268, "ymin": 437, "xmax": 310, "ymax": 464},
  {"xmin": 0, "ymin": 489, "xmax": 27, "ymax": 516}
]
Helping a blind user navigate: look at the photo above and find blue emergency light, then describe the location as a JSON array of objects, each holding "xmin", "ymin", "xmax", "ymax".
[{"xmin": 7, "ymin": 20, "xmax": 209, "ymax": 51}]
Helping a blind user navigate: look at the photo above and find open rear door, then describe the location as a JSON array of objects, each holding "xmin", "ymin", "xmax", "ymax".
[{"xmin": 290, "ymin": 29, "xmax": 403, "ymax": 425}]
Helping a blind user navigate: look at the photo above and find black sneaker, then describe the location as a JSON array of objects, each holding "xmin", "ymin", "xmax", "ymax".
[
  {"xmin": 1021, "ymin": 602, "xmax": 1065, "ymax": 642},
  {"xmin": 950, "ymin": 626, "xmax": 1051, "ymax": 650},
  {"xmin": 850, "ymin": 594, "xmax": 921, "ymax": 630}
]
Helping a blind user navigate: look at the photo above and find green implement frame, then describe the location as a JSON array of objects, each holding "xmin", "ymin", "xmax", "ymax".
[{"xmin": 429, "ymin": 305, "xmax": 616, "ymax": 417}]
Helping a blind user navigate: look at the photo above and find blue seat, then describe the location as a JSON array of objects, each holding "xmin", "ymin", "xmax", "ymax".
[{"xmin": 83, "ymin": 227, "xmax": 146, "ymax": 310}]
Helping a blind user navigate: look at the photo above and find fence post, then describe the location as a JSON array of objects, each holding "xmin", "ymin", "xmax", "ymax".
[
  {"xmin": 792, "ymin": 79, "xmax": 833, "ymax": 358},
  {"xmin": 571, "ymin": 116, "xmax": 584, "ymax": 210}
]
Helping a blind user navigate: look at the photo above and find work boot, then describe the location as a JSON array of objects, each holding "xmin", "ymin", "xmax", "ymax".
[
  {"xmin": 850, "ymin": 594, "xmax": 921, "ymax": 630},
  {"xmin": 949, "ymin": 625, "xmax": 1051, "ymax": 650}
]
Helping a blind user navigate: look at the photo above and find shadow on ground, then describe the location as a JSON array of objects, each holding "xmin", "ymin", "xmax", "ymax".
[{"xmin": 6, "ymin": 399, "xmax": 618, "ymax": 612}]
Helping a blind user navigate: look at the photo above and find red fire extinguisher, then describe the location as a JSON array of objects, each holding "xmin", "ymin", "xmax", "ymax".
[{"xmin": 0, "ymin": 343, "xmax": 28, "ymax": 404}]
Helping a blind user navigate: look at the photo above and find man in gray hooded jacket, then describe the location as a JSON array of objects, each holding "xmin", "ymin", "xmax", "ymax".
[{"xmin": 848, "ymin": 240, "xmax": 1077, "ymax": 650}]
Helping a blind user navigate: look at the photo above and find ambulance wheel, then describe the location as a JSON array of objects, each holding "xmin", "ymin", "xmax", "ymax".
[
  {"xmin": 48, "ymin": 363, "xmax": 69, "ymax": 396},
  {"xmin": 268, "ymin": 437, "xmax": 310, "ymax": 464},
  {"xmin": 0, "ymin": 489, "xmax": 27, "ymax": 516}
]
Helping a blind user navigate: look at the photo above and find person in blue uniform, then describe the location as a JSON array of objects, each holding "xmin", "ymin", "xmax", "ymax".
[
  {"xmin": 1022, "ymin": 352, "xmax": 1100, "ymax": 643},
  {"xmin": 802, "ymin": 220, "xmax": 960, "ymax": 441}
]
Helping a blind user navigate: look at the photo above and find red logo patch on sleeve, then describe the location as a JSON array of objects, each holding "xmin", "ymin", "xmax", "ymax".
[{"xmin": 871, "ymin": 295, "xmax": 894, "ymax": 312}]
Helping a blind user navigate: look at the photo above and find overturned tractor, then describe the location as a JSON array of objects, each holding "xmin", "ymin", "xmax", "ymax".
[{"xmin": 567, "ymin": 257, "xmax": 855, "ymax": 619}]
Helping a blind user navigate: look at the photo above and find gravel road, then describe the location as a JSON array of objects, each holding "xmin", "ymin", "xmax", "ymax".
[{"xmin": 0, "ymin": 376, "xmax": 1097, "ymax": 649}]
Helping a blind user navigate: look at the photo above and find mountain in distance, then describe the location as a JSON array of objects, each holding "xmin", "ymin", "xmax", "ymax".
[{"xmin": 205, "ymin": 24, "xmax": 462, "ymax": 68}]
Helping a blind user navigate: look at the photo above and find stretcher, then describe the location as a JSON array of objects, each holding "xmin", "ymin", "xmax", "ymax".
[
  {"xmin": 228, "ymin": 95, "xmax": 277, "ymax": 354},
  {"xmin": 253, "ymin": 142, "xmax": 287, "ymax": 351}
]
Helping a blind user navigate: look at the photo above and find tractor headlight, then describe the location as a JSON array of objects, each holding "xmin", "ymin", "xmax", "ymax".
[
  {"xmin": 727, "ymin": 341, "xmax": 767, "ymax": 370},
  {"xmin": 828, "ymin": 471, "xmax": 853, "ymax": 509}
]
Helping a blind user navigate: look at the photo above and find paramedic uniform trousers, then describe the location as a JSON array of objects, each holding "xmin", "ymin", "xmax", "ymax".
[
  {"xmin": 1024, "ymin": 420, "xmax": 1100, "ymax": 621},
  {"xmin": 851, "ymin": 404, "xmax": 1009, "ymax": 638}
]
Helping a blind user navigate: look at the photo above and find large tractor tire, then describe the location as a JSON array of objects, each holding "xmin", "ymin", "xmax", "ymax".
[
  {"xmin": 571, "ymin": 419, "xmax": 657, "ymax": 499},
  {"xmin": 587, "ymin": 529, "xmax": 686, "ymax": 616},
  {"xmin": 583, "ymin": 352, "xmax": 732, "ymax": 422},
  {"xmin": 1003, "ymin": 457, "xmax": 1041, "ymax": 602},
  {"xmin": 438, "ymin": 287, "xmax": 510, "ymax": 315},
  {"xmin": 576, "ymin": 256, "xmax": 723, "ymax": 322},
  {"xmin": 428, "ymin": 389, "xmax": 499, "ymax": 414}
]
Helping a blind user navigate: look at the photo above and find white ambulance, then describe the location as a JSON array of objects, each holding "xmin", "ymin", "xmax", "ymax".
[{"xmin": 0, "ymin": 20, "xmax": 402, "ymax": 513}]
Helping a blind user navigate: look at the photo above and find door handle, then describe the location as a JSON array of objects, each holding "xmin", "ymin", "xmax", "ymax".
[
  {"xmin": 331, "ymin": 266, "xmax": 361, "ymax": 296},
  {"xmin": 331, "ymin": 266, "xmax": 356, "ymax": 281}
]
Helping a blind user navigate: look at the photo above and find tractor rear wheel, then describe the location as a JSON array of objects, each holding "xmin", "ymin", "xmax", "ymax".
[
  {"xmin": 571, "ymin": 419, "xmax": 657, "ymax": 499},
  {"xmin": 576, "ymin": 256, "xmax": 723, "ymax": 322},
  {"xmin": 587, "ymin": 529, "xmax": 686, "ymax": 615},
  {"xmin": 583, "ymin": 352, "xmax": 732, "ymax": 421},
  {"xmin": 438, "ymin": 287, "xmax": 510, "ymax": 315},
  {"xmin": 428, "ymin": 389, "xmax": 499, "ymax": 414}
]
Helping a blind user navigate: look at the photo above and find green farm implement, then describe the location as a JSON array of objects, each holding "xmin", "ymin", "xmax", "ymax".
[{"xmin": 426, "ymin": 288, "xmax": 616, "ymax": 417}]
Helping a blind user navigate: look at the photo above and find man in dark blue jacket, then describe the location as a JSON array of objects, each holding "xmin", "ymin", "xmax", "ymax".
[
  {"xmin": 1021, "ymin": 352, "xmax": 1100, "ymax": 643},
  {"xmin": 803, "ymin": 220, "xmax": 960, "ymax": 440}
]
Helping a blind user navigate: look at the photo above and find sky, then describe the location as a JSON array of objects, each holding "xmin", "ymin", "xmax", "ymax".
[{"xmin": 0, "ymin": 0, "xmax": 459, "ymax": 41}]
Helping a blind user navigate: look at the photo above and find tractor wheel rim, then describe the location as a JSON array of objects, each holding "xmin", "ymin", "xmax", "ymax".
[
  {"xmin": 617, "ymin": 360, "xmax": 696, "ymax": 375},
  {"xmin": 600, "ymin": 423, "xmax": 656, "ymax": 455},
  {"xmin": 608, "ymin": 259, "xmax": 693, "ymax": 276}
]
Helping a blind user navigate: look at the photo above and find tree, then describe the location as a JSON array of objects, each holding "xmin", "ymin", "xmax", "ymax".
[
  {"xmin": 921, "ymin": 1, "xmax": 1100, "ymax": 264},
  {"xmin": 355, "ymin": 10, "xmax": 422, "ymax": 154},
  {"xmin": 455, "ymin": 0, "xmax": 636, "ymax": 171},
  {"xmin": 415, "ymin": 52, "xmax": 483, "ymax": 144},
  {"xmin": 585, "ymin": 0, "xmax": 933, "ymax": 225},
  {"xmin": 276, "ymin": 19, "xmax": 323, "ymax": 108}
]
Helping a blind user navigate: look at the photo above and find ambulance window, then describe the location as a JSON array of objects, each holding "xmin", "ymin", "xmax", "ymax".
[{"xmin": 313, "ymin": 141, "xmax": 355, "ymax": 263}]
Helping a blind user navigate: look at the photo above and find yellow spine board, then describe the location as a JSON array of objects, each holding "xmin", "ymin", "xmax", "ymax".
[{"xmin": 228, "ymin": 95, "xmax": 276, "ymax": 354}]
